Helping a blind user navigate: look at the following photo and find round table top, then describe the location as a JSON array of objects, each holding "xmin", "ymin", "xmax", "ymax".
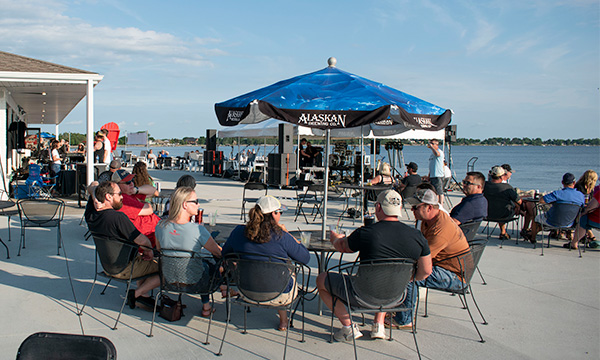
[
  {"xmin": 337, "ymin": 183, "xmax": 392, "ymax": 191},
  {"xmin": 0, "ymin": 200, "xmax": 16, "ymax": 210}
]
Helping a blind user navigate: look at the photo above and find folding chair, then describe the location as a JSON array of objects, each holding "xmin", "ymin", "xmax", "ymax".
[
  {"xmin": 535, "ymin": 202, "xmax": 583, "ymax": 256},
  {"xmin": 218, "ymin": 253, "xmax": 310, "ymax": 359},
  {"xmin": 16, "ymin": 198, "xmax": 65, "ymax": 256},
  {"xmin": 148, "ymin": 249, "xmax": 222, "ymax": 341},
  {"xmin": 483, "ymin": 215, "xmax": 520, "ymax": 247},
  {"xmin": 417, "ymin": 241, "xmax": 488, "ymax": 343},
  {"xmin": 25, "ymin": 164, "xmax": 57, "ymax": 198},
  {"xmin": 240, "ymin": 182, "xmax": 268, "ymax": 221},
  {"xmin": 294, "ymin": 180, "xmax": 324, "ymax": 224},
  {"xmin": 79, "ymin": 233, "xmax": 158, "ymax": 330},
  {"xmin": 326, "ymin": 258, "xmax": 421, "ymax": 360},
  {"xmin": 16, "ymin": 332, "xmax": 116, "ymax": 360},
  {"xmin": 459, "ymin": 221, "xmax": 486, "ymax": 284}
]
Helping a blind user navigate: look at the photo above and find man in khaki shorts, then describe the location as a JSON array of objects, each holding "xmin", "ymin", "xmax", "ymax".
[{"xmin": 85, "ymin": 181, "xmax": 160, "ymax": 311}]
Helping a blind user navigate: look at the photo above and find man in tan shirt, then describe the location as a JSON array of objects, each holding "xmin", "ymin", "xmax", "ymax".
[{"xmin": 393, "ymin": 188, "xmax": 470, "ymax": 328}]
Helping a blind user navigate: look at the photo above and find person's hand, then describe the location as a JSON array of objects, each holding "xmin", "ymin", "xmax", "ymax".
[
  {"xmin": 142, "ymin": 248, "xmax": 153, "ymax": 261},
  {"xmin": 93, "ymin": 197, "xmax": 104, "ymax": 210},
  {"xmin": 329, "ymin": 230, "xmax": 343, "ymax": 243}
]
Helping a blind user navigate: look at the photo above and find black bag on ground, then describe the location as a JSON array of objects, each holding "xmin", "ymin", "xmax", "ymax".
[{"xmin": 159, "ymin": 294, "xmax": 184, "ymax": 322}]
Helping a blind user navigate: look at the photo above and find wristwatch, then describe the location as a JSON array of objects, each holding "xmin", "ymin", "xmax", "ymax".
[{"xmin": 134, "ymin": 186, "xmax": 139, "ymax": 194}]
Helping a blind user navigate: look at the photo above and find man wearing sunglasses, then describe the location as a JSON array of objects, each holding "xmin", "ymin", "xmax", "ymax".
[
  {"xmin": 450, "ymin": 172, "xmax": 488, "ymax": 225},
  {"xmin": 112, "ymin": 169, "xmax": 161, "ymax": 248},
  {"xmin": 392, "ymin": 188, "xmax": 469, "ymax": 329}
]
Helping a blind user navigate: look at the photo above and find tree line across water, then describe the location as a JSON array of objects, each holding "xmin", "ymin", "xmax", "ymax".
[{"xmin": 57, "ymin": 132, "xmax": 599, "ymax": 147}]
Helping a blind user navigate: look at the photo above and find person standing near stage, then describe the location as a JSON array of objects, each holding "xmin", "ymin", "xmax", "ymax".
[{"xmin": 427, "ymin": 139, "xmax": 445, "ymax": 204}]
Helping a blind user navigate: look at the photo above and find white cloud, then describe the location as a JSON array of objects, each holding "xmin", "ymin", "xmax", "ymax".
[
  {"xmin": 0, "ymin": 0, "xmax": 221, "ymax": 68},
  {"xmin": 466, "ymin": 19, "xmax": 499, "ymax": 54}
]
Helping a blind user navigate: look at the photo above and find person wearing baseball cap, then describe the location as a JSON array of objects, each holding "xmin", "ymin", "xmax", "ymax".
[
  {"xmin": 501, "ymin": 164, "xmax": 513, "ymax": 183},
  {"xmin": 389, "ymin": 188, "xmax": 469, "ymax": 329},
  {"xmin": 523, "ymin": 172, "xmax": 585, "ymax": 245},
  {"xmin": 222, "ymin": 195, "xmax": 309, "ymax": 332},
  {"xmin": 97, "ymin": 159, "xmax": 122, "ymax": 183},
  {"xmin": 483, "ymin": 166, "xmax": 522, "ymax": 240},
  {"xmin": 113, "ymin": 169, "xmax": 162, "ymax": 248},
  {"xmin": 397, "ymin": 162, "xmax": 422, "ymax": 199},
  {"xmin": 317, "ymin": 189, "xmax": 432, "ymax": 340}
]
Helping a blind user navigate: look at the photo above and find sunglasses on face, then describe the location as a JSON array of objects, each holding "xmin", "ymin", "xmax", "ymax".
[
  {"xmin": 186, "ymin": 199, "xmax": 200, "ymax": 204},
  {"xmin": 411, "ymin": 204, "xmax": 426, "ymax": 211},
  {"xmin": 110, "ymin": 192, "xmax": 122, "ymax": 196},
  {"xmin": 462, "ymin": 180, "xmax": 477, "ymax": 187},
  {"xmin": 273, "ymin": 210, "xmax": 283, "ymax": 214},
  {"xmin": 120, "ymin": 180, "xmax": 133, "ymax": 185}
]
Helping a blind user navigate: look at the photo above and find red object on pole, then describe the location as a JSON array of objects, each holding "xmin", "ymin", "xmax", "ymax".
[{"xmin": 100, "ymin": 122, "xmax": 120, "ymax": 151}]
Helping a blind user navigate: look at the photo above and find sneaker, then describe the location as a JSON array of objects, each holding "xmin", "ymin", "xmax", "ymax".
[
  {"xmin": 370, "ymin": 322, "xmax": 386, "ymax": 340},
  {"xmin": 334, "ymin": 324, "xmax": 363, "ymax": 342}
]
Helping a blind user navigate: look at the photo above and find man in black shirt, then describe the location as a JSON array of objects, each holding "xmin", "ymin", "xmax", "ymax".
[
  {"xmin": 85, "ymin": 181, "xmax": 159, "ymax": 311},
  {"xmin": 317, "ymin": 190, "xmax": 432, "ymax": 341},
  {"xmin": 396, "ymin": 162, "xmax": 422, "ymax": 199}
]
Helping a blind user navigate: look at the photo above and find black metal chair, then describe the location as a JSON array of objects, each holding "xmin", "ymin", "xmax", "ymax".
[
  {"xmin": 218, "ymin": 253, "xmax": 310, "ymax": 359},
  {"xmin": 16, "ymin": 332, "xmax": 117, "ymax": 360},
  {"xmin": 325, "ymin": 258, "xmax": 420, "ymax": 360},
  {"xmin": 148, "ymin": 249, "xmax": 222, "ymax": 341},
  {"xmin": 483, "ymin": 215, "xmax": 520, "ymax": 247},
  {"xmin": 16, "ymin": 198, "xmax": 65, "ymax": 256},
  {"xmin": 535, "ymin": 202, "xmax": 583, "ymax": 256},
  {"xmin": 417, "ymin": 242, "xmax": 488, "ymax": 343},
  {"xmin": 294, "ymin": 180, "xmax": 324, "ymax": 223},
  {"xmin": 459, "ymin": 221, "xmax": 486, "ymax": 285},
  {"xmin": 240, "ymin": 182, "xmax": 268, "ymax": 221},
  {"xmin": 78, "ymin": 233, "xmax": 158, "ymax": 330}
]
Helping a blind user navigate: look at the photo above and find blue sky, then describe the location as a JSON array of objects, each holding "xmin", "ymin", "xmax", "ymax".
[{"xmin": 1, "ymin": 0, "xmax": 598, "ymax": 140}]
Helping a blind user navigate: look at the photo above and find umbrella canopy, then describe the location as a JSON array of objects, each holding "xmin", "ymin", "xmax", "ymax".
[
  {"xmin": 215, "ymin": 58, "xmax": 452, "ymax": 239},
  {"xmin": 215, "ymin": 58, "xmax": 451, "ymax": 132}
]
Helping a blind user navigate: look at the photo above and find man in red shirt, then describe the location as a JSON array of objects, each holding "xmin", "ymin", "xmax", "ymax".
[{"xmin": 112, "ymin": 169, "xmax": 161, "ymax": 248}]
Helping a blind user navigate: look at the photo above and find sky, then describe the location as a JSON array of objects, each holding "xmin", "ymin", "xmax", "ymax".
[{"xmin": 1, "ymin": 0, "xmax": 598, "ymax": 140}]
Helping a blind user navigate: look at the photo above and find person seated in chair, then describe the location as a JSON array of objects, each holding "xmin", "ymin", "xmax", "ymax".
[
  {"xmin": 523, "ymin": 173, "xmax": 585, "ymax": 244},
  {"xmin": 85, "ymin": 181, "xmax": 160, "ymax": 311},
  {"xmin": 450, "ymin": 171, "xmax": 487, "ymax": 225},
  {"xmin": 318, "ymin": 190, "xmax": 432, "ymax": 341},
  {"xmin": 570, "ymin": 184, "xmax": 600, "ymax": 249},
  {"xmin": 156, "ymin": 186, "xmax": 222, "ymax": 317},
  {"xmin": 396, "ymin": 162, "xmax": 421, "ymax": 200},
  {"xmin": 391, "ymin": 189, "xmax": 469, "ymax": 329},
  {"xmin": 222, "ymin": 195, "xmax": 310, "ymax": 332},
  {"xmin": 147, "ymin": 149, "xmax": 158, "ymax": 169},
  {"xmin": 113, "ymin": 170, "xmax": 162, "ymax": 248},
  {"xmin": 98, "ymin": 159, "xmax": 122, "ymax": 183},
  {"xmin": 483, "ymin": 166, "xmax": 522, "ymax": 240}
]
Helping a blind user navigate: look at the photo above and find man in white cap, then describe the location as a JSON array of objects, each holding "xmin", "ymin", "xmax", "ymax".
[
  {"xmin": 483, "ymin": 165, "xmax": 522, "ymax": 240},
  {"xmin": 391, "ymin": 188, "xmax": 469, "ymax": 329},
  {"xmin": 317, "ymin": 189, "xmax": 432, "ymax": 341},
  {"xmin": 97, "ymin": 159, "xmax": 122, "ymax": 183}
]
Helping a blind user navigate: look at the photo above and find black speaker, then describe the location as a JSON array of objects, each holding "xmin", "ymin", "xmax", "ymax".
[
  {"xmin": 203, "ymin": 150, "xmax": 223, "ymax": 175},
  {"xmin": 445, "ymin": 125, "xmax": 457, "ymax": 142},
  {"xmin": 278, "ymin": 123, "xmax": 294, "ymax": 154},
  {"xmin": 370, "ymin": 139, "xmax": 381, "ymax": 155},
  {"xmin": 268, "ymin": 153, "xmax": 296, "ymax": 186},
  {"xmin": 206, "ymin": 129, "xmax": 217, "ymax": 151}
]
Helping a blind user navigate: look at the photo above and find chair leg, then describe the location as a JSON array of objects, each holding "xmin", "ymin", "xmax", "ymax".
[
  {"xmin": 204, "ymin": 293, "xmax": 215, "ymax": 345},
  {"xmin": 56, "ymin": 225, "xmax": 61, "ymax": 256},
  {"xmin": 242, "ymin": 305, "xmax": 248, "ymax": 334},
  {"xmin": 17, "ymin": 227, "xmax": 25, "ymax": 256},
  {"xmin": 217, "ymin": 289, "xmax": 233, "ymax": 356},
  {"xmin": 100, "ymin": 278, "xmax": 113, "ymax": 295},
  {"xmin": 468, "ymin": 285, "xmax": 488, "ymax": 326},
  {"xmin": 460, "ymin": 289, "xmax": 485, "ymax": 343},
  {"xmin": 423, "ymin": 288, "xmax": 429, "ymax": 318},
  {"xmin": 283, "ymin": 308, "xmax": 292, "ymax": 360},
  {"xmin": 476, "ymin": 266, "xmax": 487, "ymax": 285},
  {"xmin": 148, "ymin": 289, "xmax": 162, "ymax": 337},
  {"xmin": 0, "ymin": 237, "xmax": 9, "ymax": 259},
  {"xmin": 113, "ymin": 279, "xmax": 133, "ymax": 330}
]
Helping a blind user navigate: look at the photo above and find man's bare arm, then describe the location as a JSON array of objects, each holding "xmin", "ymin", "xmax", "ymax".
[
  {"xmin": 414, "ymin": 254, "xmax": 432, "ymax": 281},
  {"xmin": 330, "ymin": 231, "xmax": 354, "ymax": 253}
]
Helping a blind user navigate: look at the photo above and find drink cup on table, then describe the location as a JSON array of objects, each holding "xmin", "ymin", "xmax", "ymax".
[
  {"xmin": 196, "ymin": 208, "xmax": 204, "ymax": 224},
  {"xmin": 300, "ymin": 232, "xmax": 311, "ymax": 247}
]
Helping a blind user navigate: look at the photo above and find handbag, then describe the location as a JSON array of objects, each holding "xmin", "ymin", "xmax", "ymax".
[{"xmin": 159, "ymin": 294, "xmax": 184, "ymax": 322}]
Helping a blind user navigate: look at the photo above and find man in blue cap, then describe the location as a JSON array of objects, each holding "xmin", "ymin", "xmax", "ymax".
[{"xmin": 523, "ymin": 173, "xmax": 585, "ymax": 244}]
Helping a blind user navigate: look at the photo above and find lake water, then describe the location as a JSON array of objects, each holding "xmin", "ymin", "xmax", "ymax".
[{"xmin": 117, "ymin": 145, "xmax": 599, "ymax": 193}]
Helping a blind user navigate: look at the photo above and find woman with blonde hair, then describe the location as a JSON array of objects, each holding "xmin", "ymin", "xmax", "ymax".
[
  {"xmin": 574, "ymin": 170, "xmax": 599, "ymax": 243},
  {"xmin": 369, "ymin": 162, "xmax": 394, "ymax": 185},
  {"xmin": 132, "ymin": 162, "xmax": 158, "ymax": 203},
  {"xmin": 156, "ymin": 186, "xmax": 222, "ymax": 317},
  {"xmin": 222, "ymin": 195, "xmax": 310, "ymax": 331}
]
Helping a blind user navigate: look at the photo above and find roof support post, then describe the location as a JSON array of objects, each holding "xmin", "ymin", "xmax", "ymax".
[{"xmin": 86, "ymin": 78, "xmax": 94, "ymax": 186}]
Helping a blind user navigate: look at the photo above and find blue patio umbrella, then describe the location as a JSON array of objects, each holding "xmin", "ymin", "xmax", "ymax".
[
  {"xmin": 40, "ymin": 132, "xmax": 55, "ymax": 139},
  {"xmin": 215, "ymin": 58, "xmax": 452, "ymax": 239}
]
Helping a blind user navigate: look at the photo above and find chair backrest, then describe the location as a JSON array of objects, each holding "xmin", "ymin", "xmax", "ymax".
[
  {"xmin": 459, "ymin": 244, "xmax": 486, "ymax": 285},
  {"xmin": 26, "ymin": 164, "xmax": 44, "ymax": 186},
  {"xmin": 545, "ymin": 202, "xmax": 582, "ymax": 228},
  {"xmin": 295, "ymin": 179, "xmax": 314, "ymax": 189},
  {"xmin": 160, "ymin": 249, "xmax": 215, "ymax": 294},
  {"xmin": 90, "ymin": 233, "xmax": 137, "ymax": 276},
  {"xmin": 17, "ymin": 199, "xmax": 65, "ymax": 224},
  {"xmin": 225, "ymin": 253, "xmax": 295, "ymax": 303},
  {"xmin": 350, "ymin": 258, "xmax": 415, "ymax": 307},
  {"xmin": 459, "ymin": 221, "xmax": 482, "ymax": 242},
  {"xmin": 17, "ymin": 332, "xmax": 116, "ymax": 360},
  {"xmin": 244, "ymin": 182, "xmax": 268, "ymax": 191}
]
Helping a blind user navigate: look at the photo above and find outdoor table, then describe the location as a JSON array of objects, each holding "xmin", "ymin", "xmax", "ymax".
[
  {"xmin": 290, "ymin": 229, "xmax": 339, "ymax": 315},
  {"xmin": 57, "ymin": 170, "xmax": 77, "ymax": 196},
  {"xmin": 0, "ymin": 200, "xmax": 16, "ymax": 258},
  {"xmin": 337, "ymin": 184, "xmax": 391, "ymax": 224},
  {"xmin": 205, "ymin": 223, "xmax": 241, "ymax": 244}
]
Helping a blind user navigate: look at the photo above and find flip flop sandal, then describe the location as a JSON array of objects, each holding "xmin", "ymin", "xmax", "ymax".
[{"xmin": 201, "ymin": 307, "xmax": 216, "ymax": 318}]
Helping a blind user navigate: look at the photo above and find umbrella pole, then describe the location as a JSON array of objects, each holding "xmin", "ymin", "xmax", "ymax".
[{"xmin": 321, "ymin": 129, "xmax": 330, "ymax": 242}]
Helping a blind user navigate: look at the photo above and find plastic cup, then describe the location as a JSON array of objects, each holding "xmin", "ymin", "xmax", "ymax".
[
  {"xmin": 196, "ymin": 208, "xmax": 204, "ymax": 224},
  {"xmin": 209, "ymin": 212, "xmax": 216, "ymax": 226},
  {"xmin": 300, "ymin": 232, "xmax": 311, "ymax": 247}
]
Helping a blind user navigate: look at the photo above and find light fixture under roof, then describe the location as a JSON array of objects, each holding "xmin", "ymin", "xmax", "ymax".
[{"xmin": 41, "ymin": 92, "xmax": 46, "ymax": 96}]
